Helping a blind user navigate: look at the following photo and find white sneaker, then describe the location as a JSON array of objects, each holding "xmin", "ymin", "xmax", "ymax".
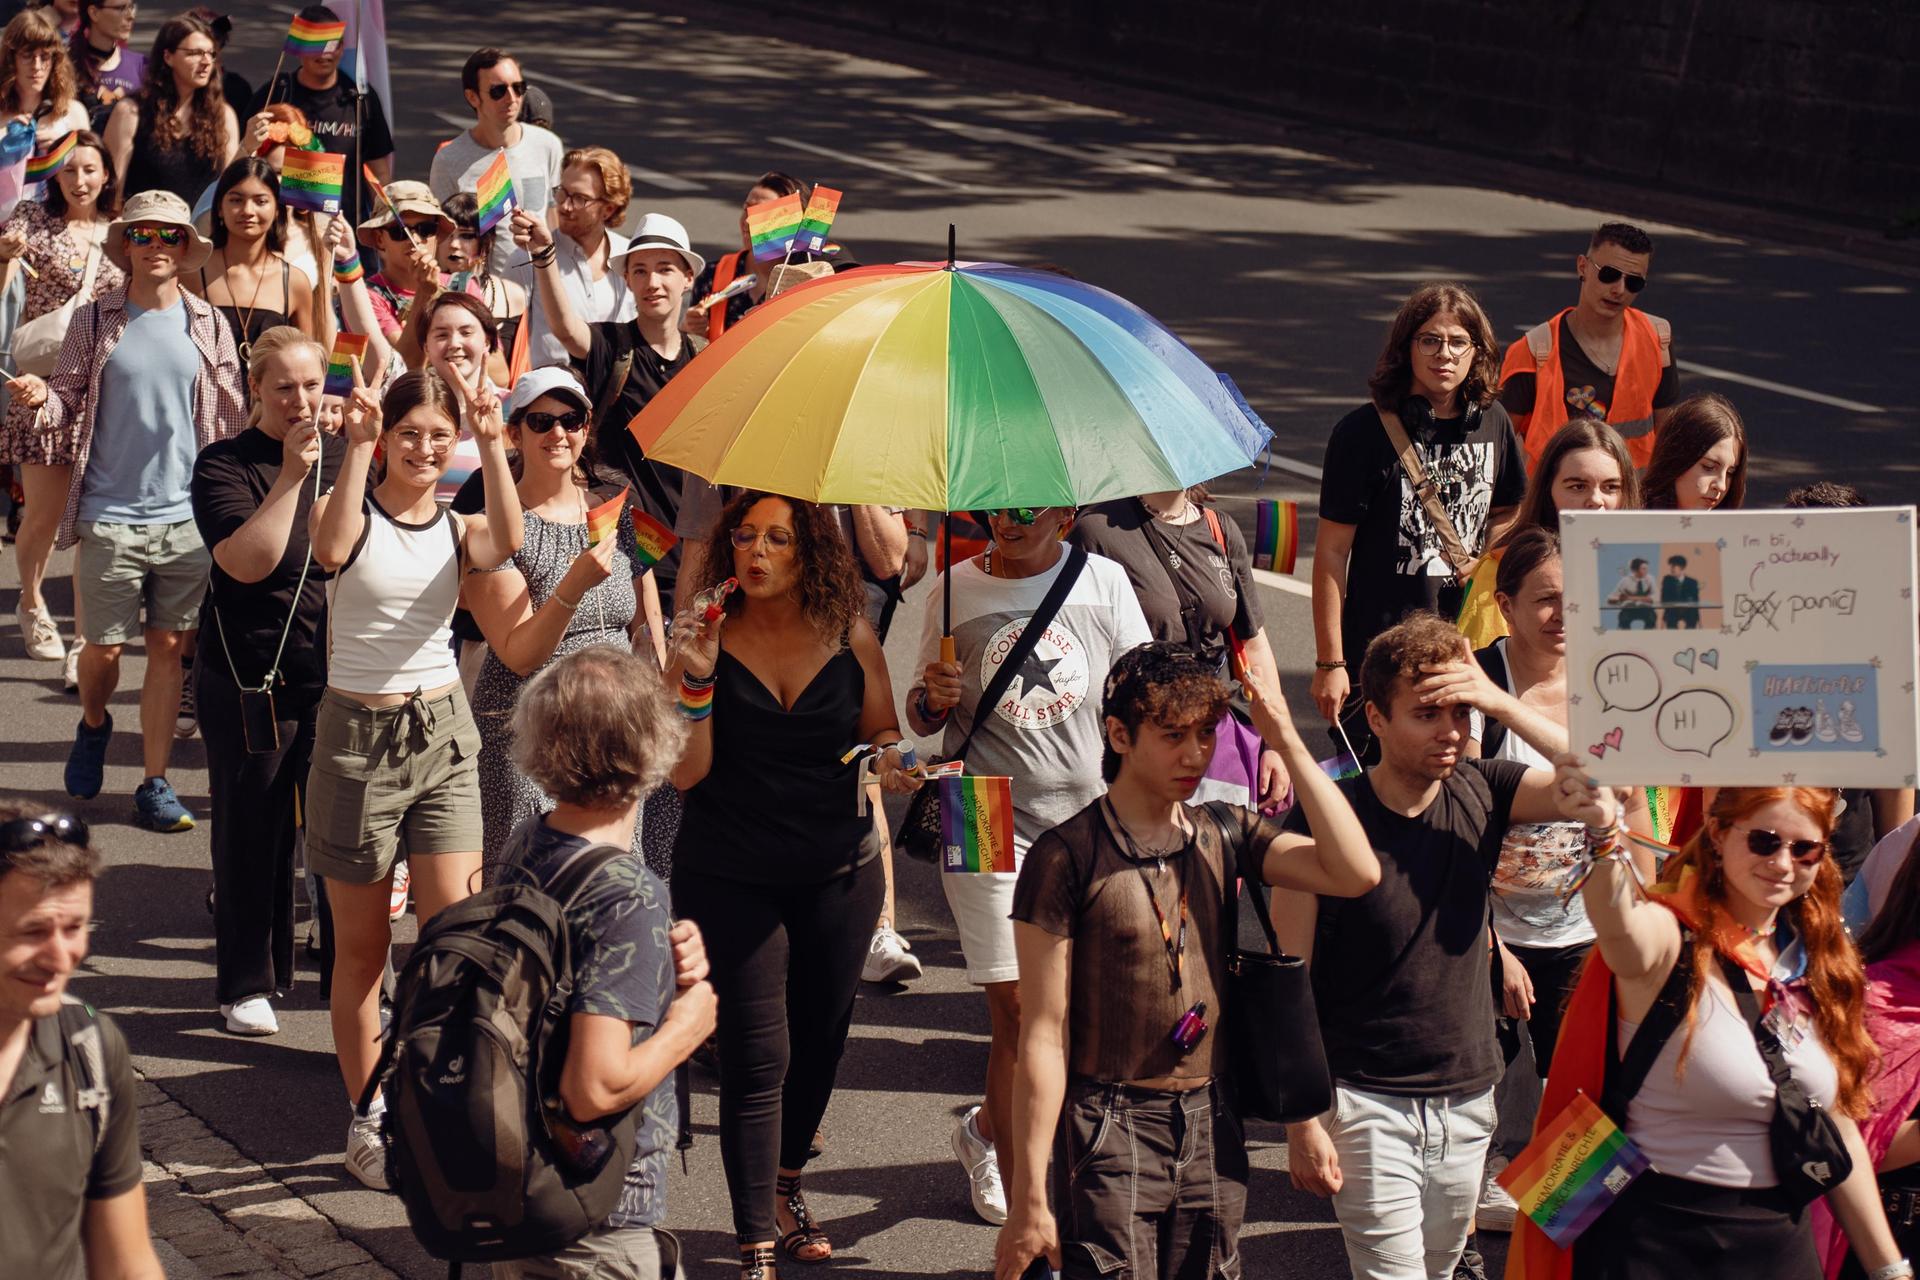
[
  {"xmin": 219, "ymin": 996, "xmax": 279, "ymax": 1037},
  {"xmin": 63, "ymin": 640, "xmax": 82, "ymax": 691},
  {"xmin": 1476, "ymin": 1153, "xmax": 1518, "ymax": 1232},
  {"xmin": 344, "ymin": 1109, "xmax": 391, "ymax": 1191},
  {"xmin": 951, "ymin": 1105, "xmax": 1007, "ymax": 1225},
  {"xmin": 175, "ymin": 666, "xmax": 197, "ymax": 739},
  {"xmin": 388, "ymin": 860, "xmax": 411, "ymax": 921},
  {"xmin": 20, "ymin": 603, "xmax": 64, "ymax": 661},
  {"xmin": 862, "ymin": 924, "xmax": 923, "ymax": 983}
]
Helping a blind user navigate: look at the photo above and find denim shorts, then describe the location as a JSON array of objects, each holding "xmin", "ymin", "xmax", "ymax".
[{"xmin": 74, "ymin": 519, "xmax": 210, "ymax": 643}]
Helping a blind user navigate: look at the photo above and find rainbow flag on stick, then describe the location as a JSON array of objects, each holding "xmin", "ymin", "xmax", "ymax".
[
  {"xmin": 473, "ymin": 150, "xmax": 515, "ymax": 237},
  {"xmin": 794, "ymin": 185, "xmax": 842, "ymax": 252},
  {"xmin": 747, "ymin": 192, "xmax": 802, "ymax": 263},
  {"xmin": 941, "ymin": 776, "xmax": 1016, "ymax": 875},
  {"xmin": 25, "ymin": 131, "xmax": 76, "ymax": 184},
  {"xmin": 584, "ymin": 487, "xmax": 628, "ymax": 548},
  {"xmin": 325, "ymin": 332, "xmax": 368, "ymax": 396},
  {"xmin": 1252, "ymin": 498, "xmax": 1299, "ymax": 575},
  {"xmin": 1498, "ymin": 1089, "xmax": 1650, "ymax": 1247},
  {"xmin": 284, "ymin": 13, "xmax": 347, "ymax": 56},
  {"xmin": 629, "ymin": 509, "xmax": 678, "ymax": 565},
  {"xmin": 280, "ymin": 150, "xmax": 345, "ymax": 215}
]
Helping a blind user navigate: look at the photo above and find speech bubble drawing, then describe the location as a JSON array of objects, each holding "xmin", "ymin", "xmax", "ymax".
[
  {"xmin": 1594, "ymin": 653, "xmax": 1661, "ymax": 713},
  {"xmin": 1656, "ymin": 689, "xmax": 1735, "ymax": 758}
]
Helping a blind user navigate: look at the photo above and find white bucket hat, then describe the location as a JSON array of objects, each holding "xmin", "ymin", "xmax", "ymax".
[
  {"xmin": 611, "ymin": 212, "xmax": 704, "ymax": 278},
  {"xmin": 106, "ymin": 189, "xmax": 214, "ymax": 273}
]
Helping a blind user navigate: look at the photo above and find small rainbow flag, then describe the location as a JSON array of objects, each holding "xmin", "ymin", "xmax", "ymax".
[
  {"xmin": 25, "ymin": 131, "xmax": 76, "ymax": 184},
  {"xmin": 325, "ymin": 332, "xmax": 368, "ymax": 396},
  {"xmin": 940, "ymin": 775, "xmax": 1016, "ymax": 875},
  {"xmin": 1318, "ymin": 750, "xmax": 1361, "ymax": 782},
  {"xmin": 473, "ymin": 150, "xmax": 515, "ymax": 237},
  {"xmin": 279, "ymin": 150, "xmax": 345, "ymax": 215},
  {"xmin": 794, "ymin": 185, "xmax": 842, "ymax": 252},
  {"xmin": 1252, "ymin": 498, "xmax": 1299, "ymax": 575},
  {"xmin": 630, "ymin": 509, "xmax": 678, "ymax": 566},
  {"xmin": 284, "ymin": 13, "xmax": 347, "ymax": 56},
  {"xmin": 584, "ymin": 487, "xmax": 627, "ymax": 548},
  {"xmin": 746, "ymin": 192, "xmax": 802, "ymax": 263},
  {"xmin": 1497, "ymin": 1089, "xmax": 1650, "ymax": 1247}
]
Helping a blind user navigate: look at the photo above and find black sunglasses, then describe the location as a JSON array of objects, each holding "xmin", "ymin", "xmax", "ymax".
[
  {"xmin": 487, "ymin": 80, "xmax": 527, "ymax": 101},
  {"xmin": 1734, "ymin": 825, "xmax": 1828, "ymax": 866},
  {"xmin": 1593, "ymin": 264, "xmax": 1647, "ymax": 293},
  {"xmin": 383, "ymin": 221, "xmax": 439, "ymax": 241},
  {"xmin": 521, "ymin": 409, "xmax": 586, "ymax": 434},
  {"xmin": 0, "ymin": 812, "xmax": 88, "ymax": 854}
]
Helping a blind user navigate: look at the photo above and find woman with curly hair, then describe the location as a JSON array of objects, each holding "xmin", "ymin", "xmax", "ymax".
[
  {"xmin": 1514, "ymin": 778, "xmax": 1905, "ymax": 1280},
  {"xmin": 102, "ymin": 13, "xmax": 235, "ymax": 204},
  {"xmin": 667, "ymin": 489, "xmax": 913, "ymax": 1278}
]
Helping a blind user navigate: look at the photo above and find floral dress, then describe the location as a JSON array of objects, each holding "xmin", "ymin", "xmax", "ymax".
[{"xmin": 0, "ymin": 201, "xmax": 124, "ymax": 465}]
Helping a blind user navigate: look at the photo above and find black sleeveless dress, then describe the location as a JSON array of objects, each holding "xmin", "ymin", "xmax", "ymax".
[
  {"xmin": 123, "ymin": 106, "xmax": 222, "ymax": 203},
  {"xmin": 201, "ymin": 259, "xmax": 291, "ymax": 398}
]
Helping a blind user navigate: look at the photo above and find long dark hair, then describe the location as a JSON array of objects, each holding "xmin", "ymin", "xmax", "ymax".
[
  {"xmin": 1493, "ymin": 525, "xmax": 1560, "ymax": 601},
  {"xmin": 1367, "ymin": 282, "xmax": 1501, "ymax": 410},
  {"xmin": 437, "ymin": 191, "xmax": 500, "ymax": 274},
  {"xmin": 380, "ymin": 369, "xmax": 460, "ymax": 434},
  {"xmin": 141, "ymin": 16, "xmax": 228, "ymax": 163},
  {"xmin": 1642, "ymin": 393, "xmax": 1748, "ymax": 511},
  {"xmin": 1860, "ymin": 824, "xmax": 1920, "ymax": 965},
  {"xmin": 210, "ymin": 156, "xmax": 285, "ymax": 252},
  {"xmin": 41, "ymin": 129, "xmax": 116, "ymax": 218},
  {"xmin": 683, "ymin": 490, "xmax": 862, "ymax": 642},
  {"xmin": 1494, "ymin": 418, "xmax": 1639, "ymax": 550}
]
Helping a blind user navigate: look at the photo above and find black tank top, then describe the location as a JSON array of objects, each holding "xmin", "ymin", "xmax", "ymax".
[
  {"xmin": 124, "ymin": 106, "xmax": 222, "ymax": 204},
  {"xmin": 675, "ymin": 645, "xmax": 880, "ymax": 884}
]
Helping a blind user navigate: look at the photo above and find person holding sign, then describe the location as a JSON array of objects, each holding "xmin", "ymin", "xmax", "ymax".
[
  {"xmin": 666, "ymin": 491, "xmax": 911, "ymax": 1276},
  {"xmin": 186, "ymin": 157, "xmax": 317, "ymax": 368},
  {"xmin": 463, "ymin": 367, "xmax": 669, "ymax": 877},
  {"xmin": 1525, "ymin": 777, "xmax": 1905, "ymax": 1280},
  {"xmin": 994, "ymin": 642, "xmax": 1380, "ymax": 1280}
]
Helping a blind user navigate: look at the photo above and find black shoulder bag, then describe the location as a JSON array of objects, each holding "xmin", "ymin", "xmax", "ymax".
[
  {"xmin": 1199, "ymin": 801, "xmax": 1331, "ymax": 1123},
  {"xmin": 897, "ymin": 546, "xmax": 1087, "ymax": 861}
]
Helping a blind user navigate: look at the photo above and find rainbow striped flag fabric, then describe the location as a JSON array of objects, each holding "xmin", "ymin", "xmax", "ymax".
[
  {"xmin": 940, "ymin": 776, "xmax": 1016, "ymax": 875},
  {"xmin": 473, "ymin": 150, "xmax": 515, "ymax": 236},
  {"xmin": 747, "ymin": 192, "xmax": 803, "ymax": 263},
  {"xmin": 794, "ymin": 185, "xmax": 842, "ymax": 252},
  {"xmin": 1318, "ymin": 750, "xmax": 1361, "ymax": 782},
  {"xmin": 1252, "ymin": 498, "xmax": 1299, "ymax": 575},
  {"xmin": 630, "ymin": 509, "xmax": 678, "ymax": 566},
  {"xmin": 1498, "ymin": 1089, "xmax": 1650, "ymax": 1247},
  {"xmin": 25, "ymin": 131, "xmax": 76, "ymax": 184},
  {"xmin": 1455, "ymin": 551, "xmax": 1509, "ymax": 649},
  {"xmin": 279, "ymin": 150, "xmax": 345, "ymax": 215},
  {"xmin": 325, "ymin": 332, "xmax": 368, "ymax": 396},
  {"xmin": 284, "ymin": 13, "xmax": 347, "ymax": 56},
  {"xmin": 584, "ymin": 487, "xmax": 627, "ymax": 548}
]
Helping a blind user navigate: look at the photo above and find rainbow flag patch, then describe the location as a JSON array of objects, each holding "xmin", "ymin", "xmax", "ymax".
[
  {"xmin": 25, "ymin": 131, "xmax": 76, "ymax": 184},
  {"xmin": 747, "ymin": 192, "xmax": 802, "ymax": 263},
  {"xmin": 284, "ymin": 14, "xmax": 347, "ymax": 56},
  {"xmin": 585, "ymin": 487, "xmax": 627, "ymax": 548},
  {"xmin": 940, "ymin": 775, "xmax": 1015, "ymax": 874},
  {"xmin": 794, "ymin": 185, "xmax": 842, "ymax": 252},
  {"xmin": 473, "ymin": 150, "xmax": 515, "ymax": 236},
  {"xmin": 1253, "ymin": 498, "xmax": 1299, "ymax": 575},
  {"xmin": 1498, "ymin": 1089, "xmax": 1650, "ymax": 1247},
  {"xmin": 279, "ymin": 150, "xmax": 345, "ymax": 215},
  {"xmin": 629, "ymin": 508, "xmax": 678, "ymax": 566},
  {"xmin": 325, "ymin": 332, "xmax": 368, "ymax": 397}
]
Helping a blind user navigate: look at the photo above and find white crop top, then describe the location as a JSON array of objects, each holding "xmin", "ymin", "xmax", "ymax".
[
  {"xmin": 325, "ymin": 497, "xmax": 463, "ymax": 695},
  {"xmin": 1619, "ymin": 973, "xmax": 1838, "ymax": 1188}
]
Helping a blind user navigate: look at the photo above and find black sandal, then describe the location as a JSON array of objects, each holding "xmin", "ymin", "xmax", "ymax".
[
  {"xmin": 775, "ymin": 1173, "xmax": 831, "ymax": 1264},
  {"xmin": 740, "ymin": 1242, "xmax": 778, "ymax": 1280}
]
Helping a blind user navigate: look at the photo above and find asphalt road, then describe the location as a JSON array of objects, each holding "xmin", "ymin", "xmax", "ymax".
[{"xmin": 6, "ymin": 2, "xmax": 1919, "ymax": 1277}]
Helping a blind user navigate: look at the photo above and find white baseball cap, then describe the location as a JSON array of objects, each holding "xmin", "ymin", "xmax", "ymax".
[
  {"xmin": 507, "ymin": 366, "xmax": 592, "ymax": 420},
  {"xmin": 611, "ymin": 212, "xmax": 704, "ymax": 278}
]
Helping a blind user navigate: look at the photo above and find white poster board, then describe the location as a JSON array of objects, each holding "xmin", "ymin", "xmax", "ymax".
[{"xmin": 1563, "ymin": 507, "xmax": 1919, "ymax": 788}]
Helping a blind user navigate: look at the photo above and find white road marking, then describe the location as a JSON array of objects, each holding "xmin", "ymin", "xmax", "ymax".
[
  {"xmin": 520, "ymin": 70, "xmax": 642, "ymax": 106},
  {"xmin": 1262, "ymin": 451, "xmax": 1324, "ymax": 482},
  {"xmin": 1675, "ymin": 360, "xmax": 1885, "ymax": 414},
  {"xmin": 769, "ymin": 135, "xmax": 972, "ymax": 191},
  {"xmin": 626, "ymin": 165, "xmax": 702, "ymax": 193},
  {"xmin": 1251, "ymin": 566, "xmax": 1312, "ymax": 598}
]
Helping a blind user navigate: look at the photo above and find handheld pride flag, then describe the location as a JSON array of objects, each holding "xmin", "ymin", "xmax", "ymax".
[
  {"xmin": 279, "ymin": 150, "xmax": 346, "ymax": 215},
  {"xmin": 629, "ymin": 509, "xmax": 678, "ymax": 566},
  {"xmin": 1252, "ymin": 498, "xmax": 1299, "ymax": 575},
  {"xmin": 584, "ymin": 488, "xmax": 628, "ymax": 548},
  {"xmin": 1497, "ymin": 1089, "xmax": 1650, "ymax": 1247},
  {"xmin": 25, "ymin": 131, "xmax": 76, "ymax": 184},
  {"xmin": 794, "ymin": 185, "xmax": 842, "ymax": 252},
  {"xmin": 940, "ymin": 775, "xmax": 1016, "ymax": 875},
  {"xmin": 747, "ymin": 192, "xmax": 802, "ymax": 263},
  {"xmin": 325, "ymin": 332, "xmax": 369, "ymax": 397},
  {"xmin": 473, "ymin": 150, "xmax": 515, "ymax": 237},
  {"xmin": 284, "ymin": 13, "xmax": 347, "ymax": 56}
]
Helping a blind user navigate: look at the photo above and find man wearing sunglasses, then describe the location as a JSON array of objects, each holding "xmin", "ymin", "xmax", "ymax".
[
  {"xmin": 1500, "ymin": 221, "xmax": 1680, "ymax": 468},
  {"xmin": 430, "ymin": 46, "xmax": 563, "ymax": 278},
  {"xmin": 0, "ymin": 809, "xmax": 165, "ymax": 1280}
]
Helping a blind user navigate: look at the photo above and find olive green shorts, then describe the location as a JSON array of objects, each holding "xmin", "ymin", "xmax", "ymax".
[{"xmin": 305, "ymin": 687, "xmax": 483, "ymax": 884}]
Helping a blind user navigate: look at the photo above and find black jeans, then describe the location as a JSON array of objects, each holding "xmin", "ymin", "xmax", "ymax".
[
  {"xmin": 672, "ymin": 858, "xmax": 883, "ymax": 1244},
  {"xmin": 196, "ymin": 656, "xmax": 320, "ymax": 1004},
  {"xmin": 1057, "ymin": 1079, "xmax": 1247, "ymax": 1280},
  {"xmin": 1497, "ymin": 941, "xmax": 1591, "ymax": 1077}
]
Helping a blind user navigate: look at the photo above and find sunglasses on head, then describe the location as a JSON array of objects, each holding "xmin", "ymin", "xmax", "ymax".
[
  {"xmin": 1593, "ymin": 264, "xmax": 1647, "ymax": 293},
  {"xmin": 520, "ymin": 409, "xmax": 585, "ymax": 434},
  {"xmin": 383, "ymin": 221, "xmax": 439, "ymax": 241},
  {"xmin": 487, "ymin": 80, "xmax": 527, "ymax": 101},
  {"xmin": 0, "ymin": 812, "xmax": 88, "ymax": 854},
  {"xmin": 1732, "ymin": 825, "xmax": 1828, "ymax": 865},
  {"xmin": 125, "ymin": 226, "xmax": 184, "ymax": 247}
]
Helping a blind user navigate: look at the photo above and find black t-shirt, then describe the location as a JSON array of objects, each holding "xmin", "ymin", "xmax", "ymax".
[
  {"xmin": 1283, "ymin": 759, "xmax": 1527, "ymax": 1095},
  {"xmin": 1318, "ymin": 401, "xmax": 1527, "ymax": 669},
  {"xmin": 1070, "ymin": 499, "xmax": 1264, "ymax": 675},
  {"xmin": 190, "ymin": 427, "xmax": 344, "ymax": 693},
  {"xmin": 1499, "ymin": 320, "xmax": 1681, "ymax": 422},
  {"xmin": 246, "ymin": 74, "xmax": 395, "ymax": 223},
  {"xmin": 1832, "ymin": 787, "xmax": 1880, "ymax": 885},
  {"xmin": 577, "ymin": 320, "xmax": 695, "ymax": 603}
]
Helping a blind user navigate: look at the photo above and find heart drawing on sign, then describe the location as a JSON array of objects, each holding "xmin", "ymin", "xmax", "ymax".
[
  {"xmin": 1605, "ymin": 727, "xmax": 1624, "ymax": 751},
  {"xmin": 1674, "ymin": 649, "xmax": 1696, "ymax": 673},
  {"xmin": 1699, "ymin": 649, "xmax": 1719, "ymax": 670},
  {"xmin": 1588, "ymin": 741, "xmax": 1608, "ymax": 759}
]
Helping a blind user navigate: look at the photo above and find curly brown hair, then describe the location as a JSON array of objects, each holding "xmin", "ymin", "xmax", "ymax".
[
  {"xmin": 1367, "ymin": 282, "xmax": 1501, "ymax": 411},
  {"xmin": 1359, "ymin": 611, "xmax": 1463, "ymax": 715},
  {"xmin": 141, "ymin": 16, "xmax": 228, "ymax": 164},
  {"xmin": 0, "ymin": 8, "xmax": 76, "ymax": 117},
  {"xmin": 683, "ymin": 490, "xmax": 862, "ymax": 642}
]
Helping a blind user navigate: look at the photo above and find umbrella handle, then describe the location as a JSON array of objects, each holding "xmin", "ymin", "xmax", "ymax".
[{"xmin": 940, "ymin": 636, "xmax": 956, "ymax": 666}]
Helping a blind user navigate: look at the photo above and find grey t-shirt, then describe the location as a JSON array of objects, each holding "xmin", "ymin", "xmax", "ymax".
[
  {"xmin": 428, "ymin": 123, "xmax": 564, "ymax": 277},
  {"xmin": 910, "ymin": 551, "xmax": 1152, "ymax": 855},
  {"xmin": 78, "ymin": 298, "xmax": 200, "ymax": 524}
]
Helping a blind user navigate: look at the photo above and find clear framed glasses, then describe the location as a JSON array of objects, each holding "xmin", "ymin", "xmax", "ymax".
[
  {"xmin": 730, "ymin": 526, "xmax": 795, "ymax": 551},
  {"xmin": 392, "ymin": 428, "xmax": 457, "ymax": 454},
  {"xmin": 1413, "ymin": 334, "xmax": 1474, "ymax": 357}
]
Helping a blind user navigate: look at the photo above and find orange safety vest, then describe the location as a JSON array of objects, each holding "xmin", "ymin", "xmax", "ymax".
[
  {"xmin": 705, "ymin": 251, "xmax": 744, "ymax": 344},
  {"xmin": 1500, "ymin": 306, "xmax": 1671, "ymax": 469}
]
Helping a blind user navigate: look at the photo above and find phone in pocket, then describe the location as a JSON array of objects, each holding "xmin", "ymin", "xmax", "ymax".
[{"xmin": 239, "ymin": 687, "xmax": 279, "ymax": 755}]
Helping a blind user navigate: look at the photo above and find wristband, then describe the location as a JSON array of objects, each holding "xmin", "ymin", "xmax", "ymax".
[
  {"xmin": 681, "ymin": 670, "xmax": 716, "ymax": 691},
  {"xmin": 531, "ymin": 247, "xmax": 558, "ymax": 268},
  {"xmin": 551, "ymin": 592, "xmax": 581, "ymax": 611},
  {"xmin": 678, "ymin": 672, "xmax": 714, "ymax": 721},
  {"xmin": 333, "ymin": 252, "xmax": 365, "ymax": 285},
  {"xmin": 916, "ymin": 689, "xmax": 950, "ymax": 724},
  {"xmin": 1870, "ymin": 1263, "xmax": 1915, "ymax": 1280},
  {"xmin": 1314, "ymin": 660, "xmax": 1346, "ymax": 670}
]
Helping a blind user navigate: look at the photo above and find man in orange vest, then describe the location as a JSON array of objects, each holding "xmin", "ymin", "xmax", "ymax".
[{"xmin": 1500, "ymin": 222, "xmax": 1679, "ymax": 469}]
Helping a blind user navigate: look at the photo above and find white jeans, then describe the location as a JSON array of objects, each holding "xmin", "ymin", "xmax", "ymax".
[{"xmin": 1326, "ymin": 1083, "xmax": 1496, "ymax": 1280}]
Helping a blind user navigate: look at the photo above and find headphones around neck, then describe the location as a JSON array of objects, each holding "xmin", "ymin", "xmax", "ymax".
[{"xmin": 1400, "ymin": 392, "xmax": 1482, "ymax": 435}]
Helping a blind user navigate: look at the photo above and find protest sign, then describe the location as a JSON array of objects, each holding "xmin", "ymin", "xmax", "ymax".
[{"xmin": 1563, "ymin": 507, "xmax": 1918, "ymax": 788}]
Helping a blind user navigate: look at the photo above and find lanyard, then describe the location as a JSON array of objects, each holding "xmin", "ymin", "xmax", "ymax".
[{"xmin": 1105, "ymin": 800, "xmax": 1189, "ymax": 992}]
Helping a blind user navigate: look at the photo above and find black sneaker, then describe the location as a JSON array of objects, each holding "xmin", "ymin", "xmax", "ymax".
[{"xmin": 1767, "ymin": 708, "xmax": 1795, "ymax": 746}]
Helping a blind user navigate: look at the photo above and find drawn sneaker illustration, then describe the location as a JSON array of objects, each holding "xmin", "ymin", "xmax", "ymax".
[
  {"xmin": 1815, "ymin": 700, "xmax": 1838, "ymax": 743},
  {"xmin": 1789, "ymin": 706, "xmax": 1816, "ymax": 745},
  {"xmin": 1768, "ymin": 708, "xmax": 1795, "ymax": 746},
  {"xmin": 1838, "ymin": 700, "xmax": 1865, "ymax": 743}
]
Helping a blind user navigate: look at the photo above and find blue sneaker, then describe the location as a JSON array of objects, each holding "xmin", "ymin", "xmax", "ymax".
[
  {"xmin": 134, "ymin": 777, "xmax": 194, "ymax": 832},
  {"xmin": 64, "ymin": 714, "xmax": 112, "ymax": 799}
]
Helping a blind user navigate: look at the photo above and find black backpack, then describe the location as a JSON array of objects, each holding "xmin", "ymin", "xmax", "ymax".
[{"xmin": 362, "ymin": 843, "xmax": 636, "ymax": 1265}]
